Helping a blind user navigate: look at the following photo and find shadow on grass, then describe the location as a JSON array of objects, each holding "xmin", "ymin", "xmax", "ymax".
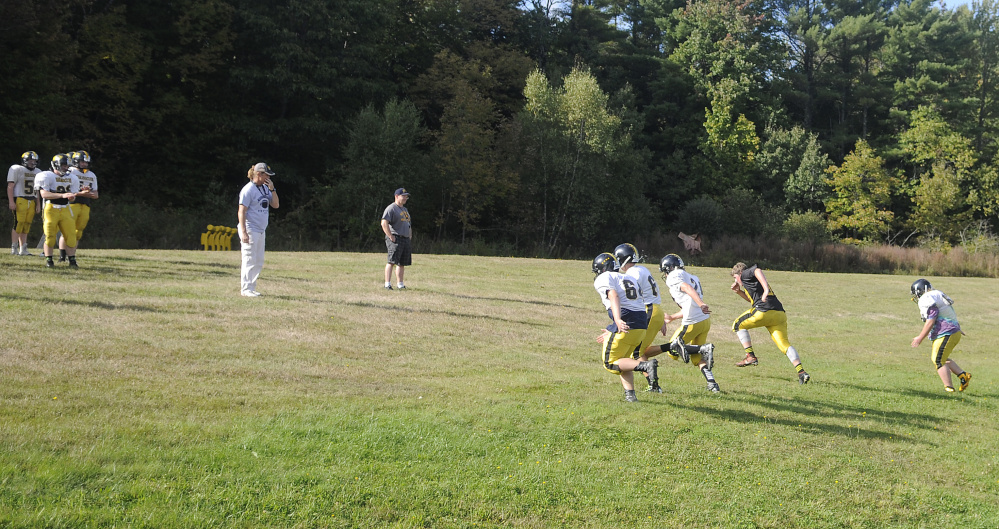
[
  {"xmin": 421, "ymin": 289, "xmax": 591, "ymax": 311},
  {"xmin": 343, "ymin": 300, "xmax": 551, "ymax": 327},
  {"xmin": 0, "ymin": 293, "xmax": 163, "ymax": 313}
]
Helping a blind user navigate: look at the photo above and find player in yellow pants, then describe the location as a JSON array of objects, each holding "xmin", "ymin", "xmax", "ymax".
[
  {"xmin": 34, "ymin": 154, "xmax": 80, "ymax": 268},
  {"xmin": 7, "ymin": 151, "xmax": 42, "ymax": 255}
]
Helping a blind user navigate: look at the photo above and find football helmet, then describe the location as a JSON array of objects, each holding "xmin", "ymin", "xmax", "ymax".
[
  {"xmin": 613, "ymin": 243, "xmax": 641, "ymax": 267},
  {"xmin": 51, "ymin": 153, "xmax": 70, "ymax": 174},
  {"xmin": 71, "ymin": 150, "xmax": 90, "ymax": 167},
  {"xmin": 659, "ymin": 254, "xmax": 684, "ymax": 276},
  {"xmin": 21, "ymin": 151, "xmax": 39, "ymax": 168},
  {"xmin": 592, "ymin": 252, "xmax": 619, "ymax": 275},
  {"xmin": 910, "ymin": 279, "xmax": 932, "ymax": 303}
]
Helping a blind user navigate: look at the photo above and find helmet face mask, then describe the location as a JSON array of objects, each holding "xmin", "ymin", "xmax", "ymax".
[
  {"xmin": 659, "ymin": 254, "xmax": 684, "ymax": 279},
  {"xmin": 613, "ymin": 243, "xmax": 640, "ymax": 268},
  {"xmin": 910, "ymin": 279, "xmax": 932, "ymax": 303},
  {"xmin": 21, "ymin": 151, "xmax": 39, "ymax": 169},
  {"xmin": 50, "ymin": 154, "xmax": 70, "ymax": 175},
  {"xmin": 592, "ymin": 252, "xmax": 619, "ymax": 275}
]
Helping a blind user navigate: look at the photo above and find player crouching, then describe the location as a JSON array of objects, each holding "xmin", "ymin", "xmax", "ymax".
[{"xmin": 591, "ymin": 252, "xmax": 658, "ymax": 403}]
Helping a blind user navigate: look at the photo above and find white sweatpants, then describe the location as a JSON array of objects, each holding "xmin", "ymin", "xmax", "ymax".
[{"xmin": 240, "ymin": 229, "xmax": 266, "ymax": 294}]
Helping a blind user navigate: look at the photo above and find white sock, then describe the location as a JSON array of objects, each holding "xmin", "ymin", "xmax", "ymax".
[{"xmin": 385, "ymin": 282, "xmax": 391, "ymax": 287}]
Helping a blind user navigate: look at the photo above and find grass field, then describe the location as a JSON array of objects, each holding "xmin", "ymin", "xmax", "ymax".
[{"xmin": 1, "ymin": 249, "xmax": 997, "ymax": 528}]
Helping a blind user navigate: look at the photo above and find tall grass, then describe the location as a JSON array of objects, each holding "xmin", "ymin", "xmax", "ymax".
[{"xmin": 2, "ymin": 250, "xmax": 997, "ymax": 528}]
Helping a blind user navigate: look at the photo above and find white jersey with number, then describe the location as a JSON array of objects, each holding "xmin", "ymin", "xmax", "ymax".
[
  {"xmin": 70, "ymin": 168, "xmax": 98, "ymax": 193},
  {"xmin": 624, "ymin": 264, "xmax": 661, "ymax": 306},
  {"xmin": 34, "ymin": 171, "xmax": 80, "ymax": 206},
  {"xmin": 666, "ymin": 269, "xmax": 709, "ymax": 325},
  {"xmin": 594, "ymin": 270, "xmax": 648, "ymax": 331},
  {"xmin": 7, "ymin": 164, "xmax": 41, "ymax": 199}
]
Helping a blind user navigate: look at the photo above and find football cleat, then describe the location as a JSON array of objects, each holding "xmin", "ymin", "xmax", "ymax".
[
  {"xmin": 672, "ymin": 336, "xmax": 690, "ymax": 363},
  {"xmin": 68, "ymin": 260, "xmax": 78, "ymax": 269},
  {"xmin": 635, "ymin": 358, "xmax": 659, "ymax": 387},
  {"xmin": 700, "ymin": 344, "xmax": 715, "ymax": 370},
  {"xmin": 19, "ymin": 248, "xmax": 33, "ymax": 256},
  {"xmin": 11, "ymin": 244, "xmax": 16, "ymax": 255},
  {"xmin": 45, "ymin": 260, "xmax": 54, "ymax": 268},
  {"xmin": 384, "ymin": 285, "xmax": 393, "ymax": 290},
  {"xmin": 397, "ymin": 285, "xmax": 407, "ymax": 290},
  {"xmin": 646, "ymin": 383, "xmax": 663, "ymax": 394},
  {"xmin": 944, "ymin": 385, "xmax": 955, "ymax": 393},
  {"xmin": 958, "ymin": 372, "xmax": 972, "ymax": 392},
  {"xmin": 706, "ymin": 381, "xmax": 720, "ymax": 393},
  {"xmin": 798, "ymin": 371, "xmax": 810, "ymax": 384},
  {"xmin": 624, "ymin": 390, "xmax": 638, "ymax": 403},
  {"xmin": 736, "ymin": 354, "xmax": 758, "ymax": 367}
]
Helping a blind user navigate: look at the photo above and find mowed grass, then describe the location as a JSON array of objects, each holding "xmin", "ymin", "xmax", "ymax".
[{"xmin": 1, "ymin": 250, "xmax": 997, "ymax": 528}]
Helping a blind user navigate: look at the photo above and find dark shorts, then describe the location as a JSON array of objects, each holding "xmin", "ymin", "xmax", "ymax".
[{"xmin": 386, "ymin": 236, "xmax": 412, "ymax": 266}]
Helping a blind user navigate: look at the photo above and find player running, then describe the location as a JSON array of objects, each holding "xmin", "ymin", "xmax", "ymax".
[
  {"xmin": 729, "ymin": 262, "xmax": 810, "ymax": 384},
  {"xmin": 613, "ymin": 243, "xmax": 667, "ymax": 393},
  {"xmin": 591, "ymin": 252, "xmax": 659, "ymax": 403},
  {"xmin": 910, "ymin": 279, "xmax": 971, "ymax": 393}
]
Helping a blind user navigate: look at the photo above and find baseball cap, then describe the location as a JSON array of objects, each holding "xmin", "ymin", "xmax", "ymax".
[
  {"xmin": 394, "ymin": 188, "xmax": 410, "ymax": 196},
  {"xmin": 254, "ymin": 162, "xmax": 275, "ymax": 175}
]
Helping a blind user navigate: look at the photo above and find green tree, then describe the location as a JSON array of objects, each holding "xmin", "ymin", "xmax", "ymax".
[
  {"xmin": 825, "ymin": 139, "xmax": 899, "ymax": 242},
  {"xmin": 756, "ymin": 124, "xmax": 831, "ymax": 211}
]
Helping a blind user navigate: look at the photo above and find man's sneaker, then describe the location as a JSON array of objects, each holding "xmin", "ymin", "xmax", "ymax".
[
  {"xmin": 19, "ymin": 248, "xmax": 33, "ymax": 256},
  {"xmin": 645, "ymin": 383, "xmax": 663, "ymax": 394},
  {"xmin": 384, "ymin": 285, "xmax": 393, "ymax": 290},
  {"xmin": 11, "ymin": 245, "xmax": 17, "ymax": 255},
  {"xmin": 958, "ymin": 372, "xmax": 972, "ymax": 392},
  {"xmin": 45, "ymin": 260, "xmax": 54, "ymax": 268},
  {"xmin": 397, "ymin": 285, "xmax": 407, "ymax": 290},
  {"xmin": 672, "ymin": 337, "xmax": 690, "ymax": 363},
  {"xmin": 944, "ymin": 385, "xmax": 956, "ymax": 393},
  {"xmin": 736, "ymin": 354, "xmax": 758, "ymax": 367},
  {"xmin": 700, "ymin": 344, "xmax": 715, "ymax": 370},
  {"xmin": 240, "ymin": 290, "xmax": 261, "ymax": 297},
  {"xmin": 706, "ymin": 381, "xmax": 720, "ymax": 393},
  {"xmin": 68, "ymin": 261, "xmax": 78, "ymax": 269},
  {"xmin": 798, "ymin": 371, "xmax": 810, "ymax": 384},
  {"xmin": 624, "ymin": 390, "xmax": 638, "ymax": 402},
  {"xmin": 636, "ymin": 358, "xmax": 659, "ymax": 386},
  {"xmin": 58, "ymin": 256, "xmax": 66, "ymax": 263}
]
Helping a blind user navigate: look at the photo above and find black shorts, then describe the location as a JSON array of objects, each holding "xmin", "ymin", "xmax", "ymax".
[{"xmin": 386, "ymin": 236, "xmax": 412, "ymax": 266}]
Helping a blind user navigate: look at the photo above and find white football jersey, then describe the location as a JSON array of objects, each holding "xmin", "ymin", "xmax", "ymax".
[
  {"xmin": 624, "ymin": 264, "xmax": 661, "ymax": 306},
  {"xmin": 666, "ymin": 269, "xmax": 709, "ymax": 324},
  {"xmin": 35, "ymin": 171, "xmax": 81, "ymax": 205},
  {"xmin": 71, "ymin": 168, "xmax": 98, "ymax": 193},
  {"xmin": 594, "ymin": 271, "xmax": 646, "ymax": 313},
  {"xmin": 7, "ymin": 164, "xmax": 41, "ymax": 199}
]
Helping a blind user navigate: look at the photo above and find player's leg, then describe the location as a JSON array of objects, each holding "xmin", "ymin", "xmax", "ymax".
[
  {"xmin": 636, "ymin": 305, "xmax": 665, "ymax": 391},
  {"xmin": 932, "ymin": 334, "xmax": 964, "ymax": 391},
  {"xmin": 42, "ymin": 204, "xmax": 60, "ymax": 266},
  {"xmin": 681, "ymin": 319, "xmax": 719, "ymax": 392},
  {"xmin": 396, "ymin": 237, "xmax": 411, "ymax": 289},
  {"xmin": 56, "ymin": 210, "xmax": 79, "ymax": 268},
  {"xmin": 15, "ymin": 198, "xmax": 34, "ymax": 254},
  {"xmin": 384, "ymin": 236, "xmax": 398, "ymax": 289},
  {"xmin": 602, "ymin": 331, "xmax": 656, "ymax": 401},
  {"xmin": 74, "ymin": 204, "xmax": 90, "ymax": 246},
  {"xmin": 762, "ymin": 312, "xmax": 808, "ymax": 383},
  {"xmin": 733, "ymin": 308, "xmax": 761, "ymax": 366}
]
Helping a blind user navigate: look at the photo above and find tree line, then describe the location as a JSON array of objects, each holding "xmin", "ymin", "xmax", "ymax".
[{"xmin": 4, "ymin": 0, "xmax": 999, "ymax": 255}]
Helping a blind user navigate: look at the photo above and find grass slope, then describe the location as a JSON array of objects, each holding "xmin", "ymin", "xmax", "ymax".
[{"xmin": 1, "ymin": 250, "xmax": 997, "ymax": 528}]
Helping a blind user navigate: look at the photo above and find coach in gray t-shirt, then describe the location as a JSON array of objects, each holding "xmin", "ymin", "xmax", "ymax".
[{"xmin": 381, "ymin": 188, "xmax": 412, "ymax": 290}]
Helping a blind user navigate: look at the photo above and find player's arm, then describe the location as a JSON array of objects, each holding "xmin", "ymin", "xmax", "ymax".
[
  {"xmin": 38, "ymin": 189, "xmax": 75, "ymax": 201},
  {"xmin": 237, "ymin": 204, "xmax": 249, "ymax": 243},
  {"xmin": 264, "ymin": 177, "xmax": 278, "ymax": 209},
  {"xmin": 381, "ymin": 219, "xmax": 395, "ymax": 242},
  {"xmin": 911, "ymin": 317, "xmax": 936, "ymax": 347},
  {"xmin": 754, "ymin": 268, "xmax": 771, "ymax": 302},
  {"xmin": 679, "ymin": 282, "xmax": 710, "ymax": 314},
  {"xmin": 7, "ymin": 181, "xmax": 15, "ymax": 210},
  {"xmin": 730, "ymin": 280, "xmax": 752, "ymax": 303},
  {"xmin": 605, "ymin": 289, "xmax": 630, "ymax": 332}
]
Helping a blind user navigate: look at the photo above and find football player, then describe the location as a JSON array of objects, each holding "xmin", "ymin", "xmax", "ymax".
[
  {"xmin": 7, "ymin": 151, "xmax": 42, "ymax": 255},
  {"xmin": 910, "ymin": 279, "xmax": 971, "ymax": 393},
  {"xmin": 613, "ymin": 243, "xmax": 667, "ymax": 393},
  {"xmin": 729, "ymin": 262, "xmax": 810, "ymax": 384},
  {"xmin": 654, "ymin": 254, "xmax": 720, "ymax": 393},
  {"xmin": 591, "ymin": 252, "xmax": 658, "ymax": 402},
  {"xmin": 58, "ymin": 151, "xmax": 98, "ymax": 261},
  {"xmin": 34, "ymin": 154, "xmax": 80, "ymax": 268}
]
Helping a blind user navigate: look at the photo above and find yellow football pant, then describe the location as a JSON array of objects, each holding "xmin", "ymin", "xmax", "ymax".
[
  {"xmin": 601, "ymin": 328, "xmax": 647, "ymax": 374},
  {"xmin": 733, "ymin": 308, "xmax": 791, "ymax": 353},
  {"xmin": 43, "ymin": 203, "xmax": 77, "ymax": 248},
  {"xmin": 69, "ymin": 203, "xmax": 90, "ymax": 241},
  {"xmin": 636, "ymin": 304, "xmax": 665, "ymax": 359},
  {"xmin": 670, "ymin": 318, "xmax": 712, "ymax": 364},
  {"xmin": 14, "ymin": 197, "xmax": 37, "ymax": 233},
  {"xmin": 931, "ymin": 332, "xmax": 961, "ymax": 369}
]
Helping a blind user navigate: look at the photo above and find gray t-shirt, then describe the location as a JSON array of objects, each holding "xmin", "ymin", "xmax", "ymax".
[
  {"xmin": 381, "ymin": 202, "xmax": 411, "ymax": 238},
  {"xmin": 239, "ymin": 181, "xmax": 273, "ymax": 233}
]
